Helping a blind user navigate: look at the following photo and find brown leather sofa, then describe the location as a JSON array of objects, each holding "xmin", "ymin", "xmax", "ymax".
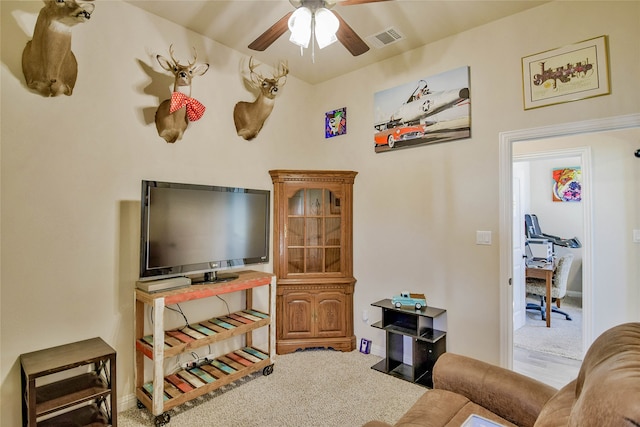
[{"xmin": 364, "ymin": 322, "xmax": 640, "ymax": 427}]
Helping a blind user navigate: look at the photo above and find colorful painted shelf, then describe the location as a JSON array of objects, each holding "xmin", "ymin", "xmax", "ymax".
[
  {"xmin": 136, "ymin": 346, "xmax": 271, "ymax": 413},
  {"xmin": 134, "ymin": 271, "xmax": 274, "ymax": 426},
  {"xmin": 135, "ymin": 309, "xmax": 270, "ymax": 359}
]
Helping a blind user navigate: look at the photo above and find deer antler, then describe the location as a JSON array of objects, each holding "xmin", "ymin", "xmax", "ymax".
[
  {"xmin": 246, "ymin": 57, "xmax": 289, "ymax": 88},
  {"xmin": 166, "ymin": 44, "xmax": 199, "ymax": 68},
  {"xmin": 274, "ymin": 61, "xmax": 289, "ymax": 80},
  {"xmin": 188, "ymin": 47, "xmax": 197, "ymax": 67},
  {"xmin": 168, "ymin": 44, "xmax": 179, "ymax": 66},
  {"xmin": 248, "ymin": 57, "xmax": 265, "ymax": 88}
]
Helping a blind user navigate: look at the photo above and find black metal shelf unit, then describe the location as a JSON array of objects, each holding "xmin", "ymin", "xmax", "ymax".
[{"xmin": 370, "ymin": 299, "xmax": 446, "ymax": 387}]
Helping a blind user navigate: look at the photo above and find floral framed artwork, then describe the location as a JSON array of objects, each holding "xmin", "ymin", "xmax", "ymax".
[
  {"xmin": 325, "ymin": 107, "xmax": 347, "ymax": 138},
  {"xmin": 373, "ymin": 66, "xmax": 470, "ymax": 153},
  {"xmin": 552, "ymin": 167, "xmax": 581, "ymax": 202},
  {"xmin": 522, "ymin": 35, "xmax": 610, "ymax": 110}
]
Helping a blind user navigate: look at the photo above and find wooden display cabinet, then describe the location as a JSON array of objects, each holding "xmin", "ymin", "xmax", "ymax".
[{"xmin": 269, "ymin": 170, "xmax": 357, "ymax": 355}]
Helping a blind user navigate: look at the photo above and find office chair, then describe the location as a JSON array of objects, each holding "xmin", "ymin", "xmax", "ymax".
[
  {"xmin": 526, "ymin": 253, "xmax": 574, "ymax": 321},
  {"xmin": 525, "ymin": 214, "xmax": 582, "ymax": 248}
]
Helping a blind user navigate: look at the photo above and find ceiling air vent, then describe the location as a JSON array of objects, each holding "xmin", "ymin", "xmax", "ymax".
[{"xmin": 366, "ymin": 27, "xmax": 406, "ymax": 49}]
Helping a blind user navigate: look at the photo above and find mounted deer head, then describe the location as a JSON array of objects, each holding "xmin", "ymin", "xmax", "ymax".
[
  {"xmin": 233, "ymin": 57, "xmax": 289, "ymax": 141},
  {"xmin": 22, "ymin": 0, "xmax": 95, "ymax": 97},
  {"xmin": 154, "ymin": 45, "xmax": 209, "ymax": 143}
]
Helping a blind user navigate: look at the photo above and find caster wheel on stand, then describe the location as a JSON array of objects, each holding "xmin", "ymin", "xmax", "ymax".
[
  {"xmin": 154, "ymin": 412, "xmax": 170, "ymax": 426},
  {"xmin": 263, "ymin": 364, "xmax": 274, "ymax": 376}
]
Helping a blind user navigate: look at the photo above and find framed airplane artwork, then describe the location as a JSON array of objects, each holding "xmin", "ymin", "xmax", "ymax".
[{"xmin": 373, "ymin": 66, "xmax": 471, "ymax": 153}]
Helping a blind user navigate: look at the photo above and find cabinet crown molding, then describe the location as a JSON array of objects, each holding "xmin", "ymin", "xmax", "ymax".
[{"xmin": 269, "ymin": 170, "xmax": 358, "ymax": 184}]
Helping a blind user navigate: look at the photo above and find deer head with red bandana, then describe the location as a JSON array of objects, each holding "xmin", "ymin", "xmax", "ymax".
[{"xmin": 155, "ymin": 45, "xmax": 209, "ymax": 143}]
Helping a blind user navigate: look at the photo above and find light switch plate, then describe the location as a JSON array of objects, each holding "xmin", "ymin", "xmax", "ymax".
[
  {"xmin": 476, "ymin": 230, "xmax": 492, "ymax": 245},
  {"xmin": 633, "ymin": 229, "xmax": 640, "ymax": 243}
]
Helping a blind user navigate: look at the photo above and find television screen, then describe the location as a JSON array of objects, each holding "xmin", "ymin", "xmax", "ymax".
[{"xmin": 140, "ymin": 180, "xmax": 270, "ymax": 281}]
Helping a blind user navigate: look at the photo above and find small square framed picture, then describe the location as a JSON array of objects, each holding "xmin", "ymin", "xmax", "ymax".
[{"xmin": 325, "ymin": 107, "xmax": 347, "ymax": 138}]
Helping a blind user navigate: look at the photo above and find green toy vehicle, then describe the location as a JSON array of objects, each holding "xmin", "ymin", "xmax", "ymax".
[{"xmin": 392, "ymin": 292, "xmax": 427, "ymax": 309}]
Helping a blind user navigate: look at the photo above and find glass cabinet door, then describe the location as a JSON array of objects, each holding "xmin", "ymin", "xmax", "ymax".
[{"xmin": 286, "ymin": 188, "xmax": 342, "ymax": 275}]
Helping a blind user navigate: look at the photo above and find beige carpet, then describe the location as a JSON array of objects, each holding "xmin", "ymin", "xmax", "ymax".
[
  {"xmin": 119, "ymin": 349, "xmax": 425, "ymax": 426},
  {"xmin": 514, "ymin": 296, "xmax": 583, "ymax": 360}
]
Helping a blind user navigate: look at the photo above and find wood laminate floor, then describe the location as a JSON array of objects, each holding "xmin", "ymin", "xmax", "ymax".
[{"xmin": 513, "ymin": 346, "xmax": 582, "ymax": 389}]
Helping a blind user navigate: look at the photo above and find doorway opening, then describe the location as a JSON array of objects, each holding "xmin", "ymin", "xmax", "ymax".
[
  {"xmin": 511, "ymin": 148, "xmax": 587, "ymax": 388},
  {"xmin": 498, "ymin": 113, "xmax": 640, "ymax": 381}
]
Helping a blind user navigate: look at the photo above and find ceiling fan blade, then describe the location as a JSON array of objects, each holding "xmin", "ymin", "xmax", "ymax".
[
  {"xmin": 335, "ymin": 0, "xmax": 391, "ymax": 6},
  {"xmin": 333, "ymin": 11, "xmax": 369, "ymax": 56},
  {"xmin": 248, "ymin": 11, "xmax": 293, "ymax": 51}
]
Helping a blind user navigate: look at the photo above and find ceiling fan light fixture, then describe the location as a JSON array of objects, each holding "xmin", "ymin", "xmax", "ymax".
[
  {"xmin": 288, "ymin": 6, "xmax": 312, "ymax": 48},
  {"xmin": 314, "ymin": 8, "xmax": 339, "ymax": 49}
]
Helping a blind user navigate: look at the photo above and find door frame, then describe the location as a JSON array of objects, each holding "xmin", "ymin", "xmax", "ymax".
[
  {"xmin": 512, "ymin": 162, "xmax": 527, "ymax": 331},
  {"xmin": 498, "ymin": 113, "xmax": 640, "ymax": 367}
]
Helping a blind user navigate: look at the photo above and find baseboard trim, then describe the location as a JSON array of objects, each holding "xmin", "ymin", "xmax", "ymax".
[
  {"xmin": 119, "ymin": 392, "xmax": 138, "ymax": 413},
  {"xmin": 370, "ymin": 343, "xmax": 384, "ymax": 358}
]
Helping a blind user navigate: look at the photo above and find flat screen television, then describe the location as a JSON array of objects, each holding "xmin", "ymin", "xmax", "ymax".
[{"xmin": 139, "ymin": 180, "xmax": 270, "ymax": 282}]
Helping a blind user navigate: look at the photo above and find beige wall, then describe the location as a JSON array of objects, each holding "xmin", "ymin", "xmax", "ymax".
[{"xmin": 2, "ymin": 1, "xmax": 638, "ymax": 425}]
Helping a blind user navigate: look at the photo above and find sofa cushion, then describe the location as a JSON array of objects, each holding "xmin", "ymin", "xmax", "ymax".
[
  {"xmin": 569, "ymin": 322, "xmax": 640, "ymax": 426},
  {"xmin": 392, "ymin": 389, "xmax": 516, "ymax": 427},
  {"xmin": 533, "ymin": 381, "xmax": 576, "ymax": 427},
  {"xmin": 434, "ymin": 353, "xmax": 556, "ymax": 427}
]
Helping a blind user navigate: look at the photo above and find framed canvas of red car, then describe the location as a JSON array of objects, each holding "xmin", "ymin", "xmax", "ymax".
[{"xmin": 373, "ymin": 66, "xmax": 471, "ymax": 153}]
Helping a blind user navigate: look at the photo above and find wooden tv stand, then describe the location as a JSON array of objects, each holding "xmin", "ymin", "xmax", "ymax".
[{"xmin": 134, "ymin": 270, "xmax": 274, "ymax": 426}]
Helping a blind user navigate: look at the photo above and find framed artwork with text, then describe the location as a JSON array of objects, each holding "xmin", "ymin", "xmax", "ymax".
[{"xmin": 522, "ymin": 35, "xmax": 610, "ymax": 110}]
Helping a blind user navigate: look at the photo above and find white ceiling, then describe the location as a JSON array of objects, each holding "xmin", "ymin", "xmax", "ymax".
[{"xmin": 125, "ymin": 0, "xmax": 547, "ymax": 84}]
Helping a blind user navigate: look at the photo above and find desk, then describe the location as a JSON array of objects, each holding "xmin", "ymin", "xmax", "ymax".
[{"xmin": 526, "ymin": 264, "xmax": 555, "ymax": 327}]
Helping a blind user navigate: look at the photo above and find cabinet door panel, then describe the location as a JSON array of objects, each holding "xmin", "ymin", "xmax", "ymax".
[
  {"xmin": 305, "ymin": 218, "xmax": 322, "ymax": 246},
  {"xmin": 282, "ymin": 185, "xmax": 346, "ymax": 277},
  {"xmin": 306, "ymin": 248, "xmax": 323, "ymax": 273},
  {"xmin": 281, "ymin": 292, "xmax": 314, "ymax": 339},
  {"xmin": 325, "ymin": 217, "xmax": 341, "ymax": 245},
  {"xmin": 288, "ymin": 190, "xmax": 304, "ymax": 216},
  {"xmin": 316, "ymin": 292, "xmax": 347, "ymax": 337},
  {"xmin": 306, "ymin": 189, "xmax": 324, "ymax": 215},
  {"xmin": 325, "ymin": 248, "xmax": 341, "ymax": 273},
  {"xmin": 287, "ymin": 217, "xmax": 304, "ymax": 246},
  {"xmin": 288, "ymin": 248, "xmax": 304, "ymax": 274}
]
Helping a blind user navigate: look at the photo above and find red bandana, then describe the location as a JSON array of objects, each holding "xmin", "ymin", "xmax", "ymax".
[{"xmin": 169, "ymin": 92, "xmax": 206, "ymax": 121}]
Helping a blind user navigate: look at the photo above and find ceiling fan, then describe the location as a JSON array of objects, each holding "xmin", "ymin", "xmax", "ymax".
[{"xmin": 248, "ymin": 0, "xmax": 390, "ymax": 57}]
